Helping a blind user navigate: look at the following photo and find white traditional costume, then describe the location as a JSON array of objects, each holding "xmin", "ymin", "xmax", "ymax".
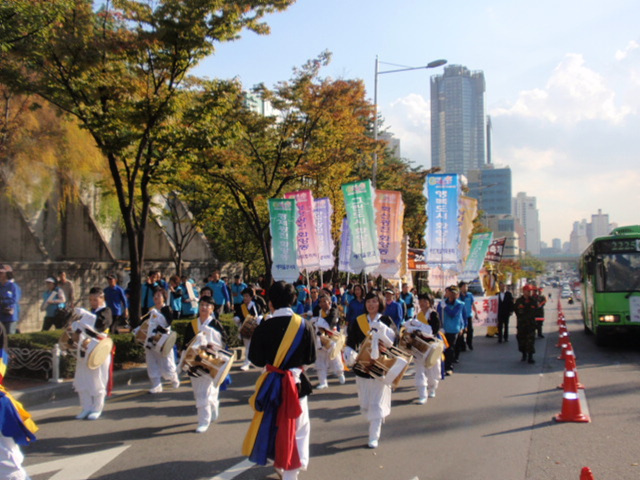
[{"xmin": 144, "ymin": 307, "xmax": 179, "ymax": 393}]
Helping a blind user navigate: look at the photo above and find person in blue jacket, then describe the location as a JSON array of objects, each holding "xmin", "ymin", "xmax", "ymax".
[
  {"xmin": 399, "ymin": 283, "xmax": 415, "ymax": 321},
  {"xmin": 104, "ymin": 273, "xmax": 128, "ymax": 332},
  {"xmin": 346, "ymin": 284, "xmax": 365, "ymax": 325},
  {"xmin": 383, "ymin": 288, "xmax": 404, "ymax": 329},
  {"xmin": 436, "ymin": 285, "xmax": 467, "ymax": 375},
  {"xmin": 0, "ymin": 265, "xmax": 20, "ymax": 334},
  {"xmin": 180, "ymin": 276, "xmax": 199, "ymax": 318},
  {"xmin": 205, "ymin": 271, "xmax": 230, "ymax": 319}
]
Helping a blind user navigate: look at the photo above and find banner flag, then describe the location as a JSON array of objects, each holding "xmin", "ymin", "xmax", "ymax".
[
  {"xmin": 428, "ymin": 266, "xmax": 458, "ymax": 292},
  {"xmin": 268, "ymin": 198, "xmax": 299, "ymax": 283},
  {"xmin": 338, "ymin": 217, "xmax": 354, "ymax": 273},
  {"xmin": 485, "ymin": 237, "xmax": 507, "ymax": 263},
  {"xmin": 284, "ymin": 190, "xmax": 320, "ymax": 271},
  {"xmin": 313, "ymin": 197, "xmax": 335, "ymax": 271},
  {"xmin": 459, "ymin": 196, "xmax": 478, "ymax": 267},
  {"xmin": 425, "ymin": 174, "xmax": 461, "ymax": 266},
  {"xmin": 459, "ymin": 232, "xmax": 494, "ymax": 282},
  {"xmin": 473, "ymin": 295, "xmax": 499, "ymax": 327},
  {"xmin": 373, "ymin": 190, "xmax": 404, "ymax": 279},
  {"xmin": 408, "ymin": 248, "xmax": 429, "ymax": 272},
  {"xmin": 342, "ymin": 180, "xmax": 380, "ymax": 273}
]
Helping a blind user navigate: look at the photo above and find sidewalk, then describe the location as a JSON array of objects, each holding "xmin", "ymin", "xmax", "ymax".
[{"xmin": 6, "ymin": 346, "xmax": 246, "ymax": 408}]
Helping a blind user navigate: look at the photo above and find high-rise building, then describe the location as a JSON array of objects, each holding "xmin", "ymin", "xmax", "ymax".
[
  {"xmin": 379, "ymin": 131, "xmax": 401, "ymax": 159},
  {"xmin": 467, "ymin": 165, "xmax": 512, "ymax": 215},
  {"xmin": 590, "ymin": 209, "xmax": 611, "ymax": 239},
  {"xmin": 430, "ymin": 65, "xmax": 487, "ymax": 175},
  {"xmin": 512, "ymin": 192, "xmax": 541, "ymax": 255}
]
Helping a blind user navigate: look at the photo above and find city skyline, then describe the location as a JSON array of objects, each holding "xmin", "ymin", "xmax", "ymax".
[{"xmin": 193, "ymin": 0, "xmax": 640, "ymax": 245}]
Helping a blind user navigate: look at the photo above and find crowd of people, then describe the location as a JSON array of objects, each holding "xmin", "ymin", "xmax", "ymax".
[{"xmin": 0, "ymin": 264, "xmax": 551, "ymax": 480}]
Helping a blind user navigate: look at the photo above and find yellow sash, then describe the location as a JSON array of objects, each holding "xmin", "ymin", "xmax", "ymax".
[
  {"xmin": 191, "ymin": 318, "xmax": 200, "ymax": 334},
  {"xmin": 417, "ymin": 312, "xmax": 429, "ymax": 325},
  {"xmin": 241, "ymin": 303, "xmax": 250, "ymax": 318},
  {"xmin": 356, "ymin": 313, "xmax": 371, "ymax": 336},
  {"xmin": 0, "ymin": 385, "xmax": 38, "ymax": 435},
  {"xmin": 242, "ymin": 313, "xmax": 303, "ymax": 457}
]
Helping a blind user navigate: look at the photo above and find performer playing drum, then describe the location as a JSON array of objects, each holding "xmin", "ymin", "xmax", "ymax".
[
  {"xmin": 141, "ymin": 288, "xmax": 180, "ymax": 394},
  {"xmin": 311, "ymin": 293, "xmax": 345, "ymax": 389},
  {"xmin": 232, "ymin": 287, "xmax": 263, "ymax": 371},
  {"xmin": 72, "ymin": 288, "xmax": 113, "ymax": 420},
  {"xmin": 180, "ymin": 295, "xmax": 229, "ymax": 433},
  {"xmin": 404, "ymin": 294, "xmax": 444, "ymax": 404},
  {"xmin": 344, "ymin": 291, "xmax": 399, "ymax": 449}
]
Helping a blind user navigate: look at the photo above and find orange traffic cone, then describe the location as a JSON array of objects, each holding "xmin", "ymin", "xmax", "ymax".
[
  {"xmin": 554, "ymin": 372, "xmax": 590, "ymax": 423},
  {"xmin": 580, "ymin": 466, "xmax": 595, "ymax": 479},
  {"xmin": 564, "ymin": 351, "xmax": 584, "ymax": 389},
  {"xmin": 557, "ymin": 340, "xmax": 572, "ymax": 360},
  {"xmin": 556, "ymin": 329, "xmax": 568, "ymax": 348}
]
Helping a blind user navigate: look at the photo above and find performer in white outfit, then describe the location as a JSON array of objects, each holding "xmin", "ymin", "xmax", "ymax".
[
  {"xmin": 72, "ymin": 288, "xmax": 113, "ymax": 420},
  {"xmin": 404, "ymin": 294, "xmax": 441, "ymax": 404},
  {"xmin": 180, "ymin": 296, "xmax": 228, "ymax": 433},
  {"xmin": 344, "ymin": 291, "xmax": 398, "ymax": 449},
  {"xmin": 311, "ymin": 293, "xmax": 345, "ymax": 389},
  {"xmin": 144, "ymin": 288, "xmax": 180, "ymax": 394},
  {"xmin": 232, "ymin": 287, "xmax": 263, "ymax": 371}
]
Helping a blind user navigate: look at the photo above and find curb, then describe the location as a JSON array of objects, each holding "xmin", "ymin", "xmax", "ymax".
[{"xmin": 12, "ymin": 346, "xmax": 246, "ymax": 409}]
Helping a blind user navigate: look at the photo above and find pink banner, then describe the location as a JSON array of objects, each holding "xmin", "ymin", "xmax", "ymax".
[
  {"xmin": 373, "ymin": 190, "xmax": 404, "ymax": 279},
  {"xmin": 284, "ymin": 190, "xmax": 320, "ymax": 271}
]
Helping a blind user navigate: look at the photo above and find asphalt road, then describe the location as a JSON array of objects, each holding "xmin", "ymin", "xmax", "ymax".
[{"xmin": 23, "ymin": 296, "xmax": 640, "ymax": 480}]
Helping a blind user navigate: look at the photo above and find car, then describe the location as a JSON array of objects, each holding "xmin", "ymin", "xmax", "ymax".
[{"xmin": 561, "ymin": 290, "xmax": 572, "ymax": 299}]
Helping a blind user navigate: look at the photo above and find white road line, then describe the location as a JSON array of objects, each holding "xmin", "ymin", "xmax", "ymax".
[
  {"xmin": 27, "ymin": 445, "xmax": 130, "ymax": 480},
  {"xmin": 210, "ymin": 458, "xmax": 255, "ymax": 480}
]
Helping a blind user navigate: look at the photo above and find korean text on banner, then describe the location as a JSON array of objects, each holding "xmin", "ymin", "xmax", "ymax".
[
  {"xmin": 408, "ymin": 248, "xmax": 429, "ymax": 271},
  {"xmin": 373, "ymin": 190, "xmax": 404, "ymax": 279},
  {"xmin": 485, "ymin": 237, "xmax": 507, "ymax": 263},
  {"xmin": 473, "ymin": 295, "xmax": 499, "ymax": 327},
  {"xmin": 342, "ymin": 180, "xmax": 380, "ymax": 273},
  {"xmin": 425, "ymin": 174, "xmax": 461, "ymax": 266},
  {"xmin": 284, "ymin": 190, "xmax": 320, "ymax": 271},
  {"xmin": 338, "ymin": 217, "xmax": 354, "ymax": 273},
  {"xmin": 460, "ymin": 232, "xmax": 494, "ymax": 282},
  {"xmin": 314, "ymin": 197, "xmax": 335, "ymax": 270},
  {"xmin": 268, "ymin": 198, "xmax": 299, "ymax": 284}
]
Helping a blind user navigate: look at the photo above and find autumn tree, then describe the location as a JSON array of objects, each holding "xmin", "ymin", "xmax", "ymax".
[
  {"xmin": 172, "ymin": 54, "xmax": 377, "ymax": 284},
  {"xmin": 0, "ymin": 0, "xmax": 294, "ymax": 323}
]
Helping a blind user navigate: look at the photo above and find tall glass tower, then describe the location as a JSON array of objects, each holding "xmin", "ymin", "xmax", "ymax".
[{"xmin": 430, "ymin": 65, "xmax": 487, "ymax": 175}]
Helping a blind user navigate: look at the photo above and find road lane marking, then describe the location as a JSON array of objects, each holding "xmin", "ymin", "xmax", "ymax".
[
  {"xmin": 27, "ymin": 445, "xmax": 130, "ymax": 479},
  {"xmin": 210, "ymin": 459, "xmax": 255, "ymax": 480}
]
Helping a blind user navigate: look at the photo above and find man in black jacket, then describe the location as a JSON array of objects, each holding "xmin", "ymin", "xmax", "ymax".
[{"xmin": 497, "ymin": 282, "xmax": 514, "ymax": 343}]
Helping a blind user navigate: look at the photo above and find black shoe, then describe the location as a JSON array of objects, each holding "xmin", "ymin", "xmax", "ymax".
[
  {"xmin": 498, "ymin": 339, "xmax": 503, "ymax": 343},
  {"xmin": 468, "ymin": 345, "xmax": 474, "ymax": 351},
  {"xmin": 528, "ymin": 356, "xmax": 535, "ymax": 364},
  {"xmin": 538, "ymin": 334, "xmax": 545, "ymax": 338},
  {"xmin": 505, "ymin": 338, "xmax": 509, "ymax": 342},
  {"xmin": 521, "ymin": 353, "xmax": 527, "ymax": 362}
]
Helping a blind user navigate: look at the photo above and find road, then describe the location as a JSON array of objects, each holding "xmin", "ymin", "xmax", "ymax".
[{"xmin": 24, "ymin": 297, "xmax": 640, "ymax": 480}]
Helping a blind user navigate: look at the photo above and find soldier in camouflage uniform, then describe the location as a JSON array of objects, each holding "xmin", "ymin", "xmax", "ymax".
[{"xmin": 514, "ymin": 284, "xmax": 539, "ymax": 364}]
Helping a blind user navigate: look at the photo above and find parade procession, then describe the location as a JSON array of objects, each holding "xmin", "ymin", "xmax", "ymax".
[{"xmin": 0, "ymin": 177, "xmax": 534, "ymax": 480}]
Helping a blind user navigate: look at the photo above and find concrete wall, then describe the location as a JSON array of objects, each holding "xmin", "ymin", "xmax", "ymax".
[{"xmin": 0, "ymin": 194, "xmax": 49, "ymax": 262}]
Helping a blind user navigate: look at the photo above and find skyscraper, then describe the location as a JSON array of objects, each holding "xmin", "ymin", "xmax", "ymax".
[
  {"xmin": 467, "ymin": 165, "xmax": 512, "ymax": 215},
  {"xmin": 430, "ymin": 65, "xmax": 487, "ymax": 175},
  {"xmin": 512, "ymin": 192, "xmax": 541, "ymax": 255}
]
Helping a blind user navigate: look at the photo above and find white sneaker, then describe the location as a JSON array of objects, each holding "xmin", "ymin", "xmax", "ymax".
[
  {"xmin": 368, "ymin": 439, "xmax": 379, "ymax": 449},
  {"xmin": 195, "ymin": 424, "xmax": 209, "ymax": 433},
  {"xmin": 171, "ymin": 379, "xmax": 181, "ymax": 389},
  {"xmin": 149, "ymin": 385, "xmax": 163, "ymax": 394},
  {"xmin": 316, "ymin": 383, "xmax": 328, "ymax": 390},
  {"xmin": 338, "ymin": 374, "xmax": 346, "ymax": 384},
  {"xmin": 87, "ymin": 411, "xmax": 102, "ymax": 420},
  {"xmin": 75, "ymin": 410, "xmax": 91, "ymax": 420},
  {"xmin": 428, "ymin": 390, "xmax": 436, "ymax": 398},
  {"xmin": 417, "ymin": 397, "xmax": 427, "ymax": 405}
]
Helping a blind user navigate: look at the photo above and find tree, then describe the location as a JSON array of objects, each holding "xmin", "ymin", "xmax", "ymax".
[
  {"xmin": 0, "ymin": 0, "xmax": 295, "ymax": 323},
  {"xmin": 175, "ymin": 54, "xmax": 377, "ymax": 284}
]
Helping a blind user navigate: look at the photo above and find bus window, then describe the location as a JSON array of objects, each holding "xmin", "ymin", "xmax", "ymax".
[{"xmin": 596, "ymin": 253, "xmax": 640, "ymax": 292}]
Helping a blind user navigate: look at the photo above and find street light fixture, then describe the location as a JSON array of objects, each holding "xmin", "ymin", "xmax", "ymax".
[{"xmin": 371, "ymin": 57, "xmax": 447, "ymax": 188}]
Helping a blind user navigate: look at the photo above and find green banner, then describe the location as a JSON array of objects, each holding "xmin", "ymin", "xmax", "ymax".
[
  {"xmin": 342, "ymin": 180, "xmax": 380, "ymax": 273},
  {"xmin": 459, "ymin": 232, "xmax": 494, "ymax": 282},
  {"xmin": 268, "ymin": 198, "xmax": 298, "ymax": 283}
]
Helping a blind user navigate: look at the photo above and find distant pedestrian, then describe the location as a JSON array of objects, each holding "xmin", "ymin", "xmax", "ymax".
[
  {"xmin": 104, "ymin": 274, "xmax": 129, "ymax": 332},
  {"xmin": 515, "ymin": 284, "xmax": 539, "ymax": 364},
  {"xmin": 458, "ymin": 281, "xmax": 478, "ymax": 351},
  {"xmin": 41, "ymin": 277, "xmax": 66, "ymax": 330},
  {"xmin": 57, "ymin": 271, "xmax": 75, "ymax": 308},
  {"xmin": 497, "ymin": 282, "xmax": 514, "ymax": 343},
  {"xmin": 0, "ymin": 265, "xmax": 20, "ymax": 334}
]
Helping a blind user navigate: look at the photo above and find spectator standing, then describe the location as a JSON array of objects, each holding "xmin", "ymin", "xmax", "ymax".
[
  {"xmin": 168, "ymin": 275, "xmax": 183, "ymax": 320},
  {"xmin": 0, "ymin": 265, "xmax": 20, "ymax": 334},
  {"xmin": 230, "ymin": 275, "xmax": 248, "ymax": 317},
  {"xmin": 458, "ymin": 281, "xmax": 478, "ymax": 351},
  {"xmin": 57, "ymin": 271, "xmax": 75, "ymax": 308},
  {"xmin": 346, "ymin": 284, "xmax": 366, "ymax": 326},
  {"xmin": 104, "ymin": 274, "xmax": 128, "ymax": 332},
  {"xmin": 399, "ymin": 283, "xmax": 415, "ymax": 321},
  {"xmin": 141, "ymin": 271, "xmax": 159, "ymax": 317},
  {"xmin": 205, "ymin": 271, "xmax": 230, "ymax": 319},
  {"xmin": 41, "ymin": 278, "xmax": 66, "ymax": 331},
  {"xmin": 383, "ymin": 288, "xmax": 404, "ymax": 329},
  {"xmin": 497, "ymin": 282, "xmax": 514, "ymax": 343},
  {"xmin": 180, "ymin": 276, "xmax": 199, "ymax": 318}
]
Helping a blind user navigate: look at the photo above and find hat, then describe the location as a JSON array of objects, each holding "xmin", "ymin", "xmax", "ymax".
[
  {"xmin": 448, "ymin": 285, "xmax": 460, "ymax": 293},
  {"xmin": 106, "ymin": 273, "xmax": 117, "ymax": 280},
  {"xmin": 523, "ymin": 284, "xmax": 536, "ymax": 292},
  {"xmin": 383, "ymin": 288, "xmax": 395, "ymax": 295},
  {"xmin": 45, "ymin": 277, "xmax": 56, "ymax": 283},
  {"xmin": 0, "ymin": 265, "xmax": 12, "ymax": 273}
]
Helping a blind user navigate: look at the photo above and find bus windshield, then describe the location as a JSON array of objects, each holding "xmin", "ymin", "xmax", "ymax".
[{"xmin": 595, "ymin": 253, "xmax": 640, "ymax": 292}]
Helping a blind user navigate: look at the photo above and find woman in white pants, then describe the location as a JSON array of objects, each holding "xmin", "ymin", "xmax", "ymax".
[
  {"xmin": 144, "ymin": 288, "xmax": 180, "ymax": 394},
  {"xmin": 344, "ymin": 291, "xmax": 398, "ymax": 449},
  {"xmin": 312, "ymin": 293, "xmax": 345, "ymax": 389}
]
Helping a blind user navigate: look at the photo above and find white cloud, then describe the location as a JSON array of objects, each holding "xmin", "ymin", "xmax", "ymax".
[
  {"xmin": 615, "ymin": 40, "xmax": 639, "ymax": 61},
  {"xmin": 493, "ymin": 53, "xmax": 632, "ymax": 124},
  {"xmin": 382, "ymin": 93, "xmax": 432, "ymax": 166}
]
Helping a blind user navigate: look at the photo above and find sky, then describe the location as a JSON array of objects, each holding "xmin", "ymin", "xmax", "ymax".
[{"xmin": 193, "ymin": 0, "xmax": 640, "ymax": 245}]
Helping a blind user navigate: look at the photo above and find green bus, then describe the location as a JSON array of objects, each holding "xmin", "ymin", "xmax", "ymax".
[{"xmin": 580, "ymin": 225, "xmax": 640, "ymax": 345}]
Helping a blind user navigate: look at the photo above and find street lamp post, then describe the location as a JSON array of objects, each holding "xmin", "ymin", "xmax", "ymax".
[{"xmin": 372, "ymin": 57, "xmax": 447, "ymax": 188}]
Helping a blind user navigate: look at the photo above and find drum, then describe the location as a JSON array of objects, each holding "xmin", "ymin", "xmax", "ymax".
[
  {"xmin": 180, "ymin": 343, "xmax": 235, "ymax": 388},
  {"xmin": 239, "ymin": 315, "xmax": 258, "ymax": 339},
  {"xmin": 58, "ymin": 328, "xmax": 80, "ymax": 353},
  {"xmin": 318, "ymin": 330, "xmax": 346, "ymax": 361},
  {"xmin": 399, "ymin": 329, "xmax": 433, "ymax": 361},
  {"xmin": 135, "ymin": 320, "xmax": 150, "ymax": 345},
  {"xmin": 84, "ymin": 336, "xmax": 114, "ymax": 369},
  {"xmin": 424, "ymin": 338, "xmax": 445, "ymax": 368},
  {"xmin": 354, "ymin": 336, "xmax": 411, "ymax": 390},
  {"xmin": 155, "ymin": 330, "xmax": 177, "ymax": 357}
]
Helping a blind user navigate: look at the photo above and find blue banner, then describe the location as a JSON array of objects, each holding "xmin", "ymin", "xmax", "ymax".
[{"xmin": 425, "ymin": 174, "xmax": 461, "ymax": 266}]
